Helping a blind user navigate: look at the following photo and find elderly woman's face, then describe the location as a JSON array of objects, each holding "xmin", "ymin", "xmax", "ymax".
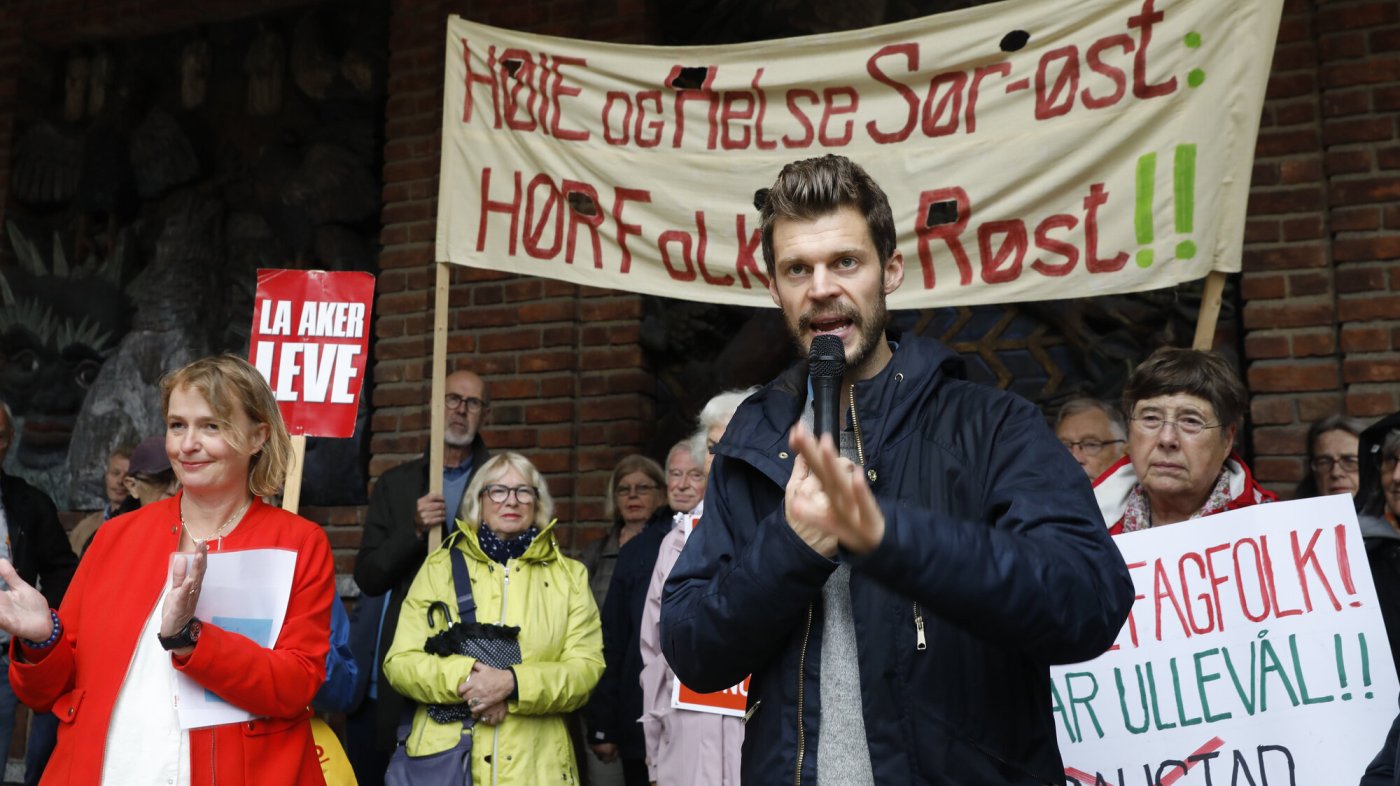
[
  {"xmin": 1127, "ymin": 393, "xmax": 1235, "ymax": 516},
  {"xmin": 480, "ymin": 465, "xmax": 536, "ymax": 540},
  {"xmin": 166, "ymin": 386, "xmax": 267, "ymax": 500},
  {"xmin": 615, "ymin": 470, "xmax": 662, "ymax": 526},
  {"xmin": 1313, "ymin": 429, "xmax": 1361, "ymax": 497}
]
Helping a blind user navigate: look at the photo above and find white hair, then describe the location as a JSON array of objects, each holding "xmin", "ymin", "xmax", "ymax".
[{"xmin": 690, "ymin": 387, "xmax": 759, "ymax": 463}]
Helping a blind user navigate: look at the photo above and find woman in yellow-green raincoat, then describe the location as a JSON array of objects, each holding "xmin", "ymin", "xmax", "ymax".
[{"xmin": 385, "ymin": 452, "xmax": 604, "ymax": 785}]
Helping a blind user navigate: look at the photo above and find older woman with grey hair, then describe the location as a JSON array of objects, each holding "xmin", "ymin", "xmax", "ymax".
[
  {"xmin": 1296, "ymin": 414, "xmax": 1368, "ymax": 499},
  {"xmin": 384, "ymin": 451, "xmax": 603, "ymax": 785},
  {"xmin": 638, "ymin": 388, "xmax": 757, "ymax": 786},
  {"xmin": 1094, "ymin": 348, "xmax": 1276, "ymax": 534}
]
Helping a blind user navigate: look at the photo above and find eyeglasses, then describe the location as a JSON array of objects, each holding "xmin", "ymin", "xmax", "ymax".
[
  {"xmin": 616, "ymin": 483, "xmax": 659, "ymax": 498},
  {"xmin": 1311, "ymin": 455, "xmax": 1360, "ymax": 473},
  {"xmin": 445, "ymin": 394, "xmax": 486, "ymax": 412},
  {"xmin": 667, "ymin": 469, "xmax": 705, "ymax": 483},
  {"xmin": 1060, "ymin": 438, "xmax": 1124, "ymax": 456},
  {"xmin": 482, "ymin": 484, "xmax": 536, "ymax": 505},
  {"xmin": 1130, "ymin": 413, "xmax": 1223, "ymax": 437}
]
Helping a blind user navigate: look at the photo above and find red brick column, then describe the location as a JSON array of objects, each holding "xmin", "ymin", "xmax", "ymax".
[
  {"xmin": 1241, "ymin": 0, "xmax": 1400, "ymax": 496},
  {"xmin": 376, "ymin": 1, "xmax": 655, "ymax": 549}
]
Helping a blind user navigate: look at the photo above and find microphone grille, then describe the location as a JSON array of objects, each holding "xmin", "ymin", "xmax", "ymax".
[{"xmin": 808, "ymin": 335, "xmax": 845, "ymax": 378}]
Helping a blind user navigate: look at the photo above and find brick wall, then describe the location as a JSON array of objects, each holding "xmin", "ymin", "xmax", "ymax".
[
  {"xmin": 1241, "ymin": 0, "xmax": 1400, "ymax": 496},
  {"xmin": 374, "ymin": 0, "xmax": 654, "ymax": 552}
]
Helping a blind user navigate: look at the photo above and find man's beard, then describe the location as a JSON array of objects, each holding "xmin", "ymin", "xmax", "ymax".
[
  {"xmin": 444, "ymin": 425, "xmax": 474, "ymax": 448},
  {"xmin": 791, "ymin": 289, "xmax": 889, "ymax": 378}
]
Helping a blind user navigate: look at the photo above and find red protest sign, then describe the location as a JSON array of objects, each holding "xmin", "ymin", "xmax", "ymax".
[{"xmin": 249, "ymin": 270, "xmax": 374, "ymax": 437}]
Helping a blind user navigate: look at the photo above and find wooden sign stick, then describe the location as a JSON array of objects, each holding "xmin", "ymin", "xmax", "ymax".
[
  {"xmin": 281, "ymin": 434, "xmax": 307, "ymax": 514},
  {"xmin": 1192, "ymin": 271, "xmax": 1227, "ymax": 351},
  {"xmin": 427, "ymin": 261, "xmax": 450, "ymax": 553}
]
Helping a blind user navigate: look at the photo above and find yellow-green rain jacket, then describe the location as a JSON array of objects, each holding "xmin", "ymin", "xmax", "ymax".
[{"xmin": 384, "ymin": 518, "xmax": 604, "ymax": 785}]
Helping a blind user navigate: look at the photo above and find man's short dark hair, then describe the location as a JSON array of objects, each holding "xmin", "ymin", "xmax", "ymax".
[
  {"xmin": 759, "ymin": 154, "xmax": 897, "ymax": 278},
  {"xmin": 1122, "ymin": 347, "xmax": 1248, "ymax": 430}
]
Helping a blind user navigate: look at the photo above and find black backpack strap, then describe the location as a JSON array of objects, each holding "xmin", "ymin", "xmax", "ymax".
[{"xmin": 450, "ymin": 546, "xmax": 477, "ymax": 625}]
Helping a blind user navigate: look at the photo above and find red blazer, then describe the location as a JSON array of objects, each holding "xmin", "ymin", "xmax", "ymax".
[{"xmin": 10, "ymin": 495, "xmax": 333, "ymax": 786}]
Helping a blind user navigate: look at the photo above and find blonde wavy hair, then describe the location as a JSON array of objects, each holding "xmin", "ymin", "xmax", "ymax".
[
  {"xmin": 458, "ymin": 452, "xmax": 555, "ymax": 531},
  {"xmin": 160, "ymin": 354, "xmax": 292, "ymax": 498}
]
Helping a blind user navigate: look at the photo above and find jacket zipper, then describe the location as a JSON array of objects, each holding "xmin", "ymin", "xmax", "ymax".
[
  {"xmin": 492, "ymin": 562, "xmax": 512, "ymax": 786},
  {"xmin": 913, "ymin": 603, "xmax": 927, "ymax": 650},
  {"xmin": 793, "ymin": 603, "xmax": 813, "ymax": 786},
  {"xmin": 847, "ymin": 385, "xmax": 866, "ymax": 467}
]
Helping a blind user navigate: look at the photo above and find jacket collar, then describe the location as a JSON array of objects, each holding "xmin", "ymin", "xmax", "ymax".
[
  {"xmin": 714, "ymin": 332, "xmax": 964, "ymax": 485},
  {"xmin": 451, "ymin": 517, "xmax": 560, "ymax": 564}
]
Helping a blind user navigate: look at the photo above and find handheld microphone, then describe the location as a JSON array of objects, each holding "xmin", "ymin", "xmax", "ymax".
[{"xmin": 809, "ymin": 334, "xmax": 845, "ymax": 442}]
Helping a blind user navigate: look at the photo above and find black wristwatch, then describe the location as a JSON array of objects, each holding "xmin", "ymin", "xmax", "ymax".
[{"xmin": 158, "ymin": 617, "xmax": 203, "ymax": 651}]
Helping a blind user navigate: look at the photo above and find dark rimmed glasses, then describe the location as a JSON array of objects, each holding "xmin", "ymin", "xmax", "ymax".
[
  {"xmin": 445, "ymin": 394, "xmax": 486, "ymax": 412},
  {"xmin": 482, "ymin": 484, "xmax": 536, "ymax": 505},
  {"xmin": 1059, "ymin": 438, "xmax": 1124, "ymax": 456},
  {"xmin": 1130, "ymin": 414, "xmax": 1223, "ymax": 437},
  {"xmin": 1310, "ymin": 455, "xmax": 1360, "ymax": 474}
]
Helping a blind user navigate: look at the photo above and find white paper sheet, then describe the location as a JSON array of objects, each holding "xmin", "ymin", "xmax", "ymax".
[{"xmin": 174, "ymin": 548, "xmax": 297, "ymax": 729}]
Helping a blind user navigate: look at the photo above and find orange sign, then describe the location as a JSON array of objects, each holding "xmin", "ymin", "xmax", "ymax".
[{"xmin": 672, "ymin": 675, "xmax": 750, "ymax": 718}]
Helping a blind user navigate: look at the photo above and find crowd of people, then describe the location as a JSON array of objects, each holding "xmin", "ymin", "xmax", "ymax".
[{"xmin": 0, "ymin": 152, "xmax": 1396, "ymax": 785}]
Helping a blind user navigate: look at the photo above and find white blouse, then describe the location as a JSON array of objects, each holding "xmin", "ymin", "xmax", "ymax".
[{"xmin": 100, "ymin": 590, "xmax": 192, "ymax": 786}]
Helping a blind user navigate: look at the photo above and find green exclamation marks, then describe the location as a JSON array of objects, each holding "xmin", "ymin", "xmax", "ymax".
[
  {"xmin": 1174, "ymin": 144, "xmax": 1197, "ymax": 259},
  {"xmin": 1361, "ymin": 632, "xmax": 1374, "ymax": 699},
  {"xmin": 1135, "ymin": 152, "xmax": 1156, "ymax": 268},
  {"xmin": 1336, "ymin": 633, "xmax": 1351, "ymax": 700},
  {"xmin": 1135, "ymin": 144, "xmax": 1198, "ymax": 267}
]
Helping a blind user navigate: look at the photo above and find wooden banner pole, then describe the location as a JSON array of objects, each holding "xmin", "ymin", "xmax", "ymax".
[
  {"xmin": 281, "ymin": 434, "xmax": 307, "ymax": 514},
  {"xmin": 427, "ymin": 262, "xmax": 450, "ymax": 553},
  {"xmin": 1192, "ymin": 271, "xmax": 1227, "ymax": 351}
]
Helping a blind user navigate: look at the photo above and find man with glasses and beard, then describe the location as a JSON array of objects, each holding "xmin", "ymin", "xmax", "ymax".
[
  {"xmin": 660, "ymin": 155, "xmax": 1133, "ymax": 784},
  {"xmin": 350, "ymin": 370, "xmax": 491, "ymax": 786}
]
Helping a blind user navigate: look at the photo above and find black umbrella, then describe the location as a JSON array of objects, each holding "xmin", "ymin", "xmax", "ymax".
[{"xmin": 421, "ymin": 601, "xmax": 522, "ymax": 725}]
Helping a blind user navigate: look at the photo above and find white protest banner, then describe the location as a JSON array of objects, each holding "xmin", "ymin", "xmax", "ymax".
[
  {"xmin": 1052, "ymin": 495, "xmax": 1399, "ymax": 784},
  {"xmin": 437, "ymin": 0, "xmax": 1283, "ymax": 308}
]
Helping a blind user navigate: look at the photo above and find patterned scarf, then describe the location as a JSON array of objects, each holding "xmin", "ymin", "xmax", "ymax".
[
  {"xmin": 1121, "ymin": 467, "xmax": 1234, "ymax": 533},
  {"xmin": 476, "ymin": 524, "xmax": 539, "ymax": 564}
]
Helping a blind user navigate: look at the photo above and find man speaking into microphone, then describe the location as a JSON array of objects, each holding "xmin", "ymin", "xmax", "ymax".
[{"xmin": 660, "ymin": 155, "xmax": 1133, "ymax": 785}]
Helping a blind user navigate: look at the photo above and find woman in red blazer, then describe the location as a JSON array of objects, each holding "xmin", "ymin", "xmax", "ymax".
[{"xmin": 0, "ymin": 355, "xmax": 333, "ymax": 785}]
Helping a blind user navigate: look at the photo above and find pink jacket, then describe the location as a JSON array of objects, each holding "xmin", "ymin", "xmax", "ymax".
[{"xmin": 638, "ymin": 505, "xmax": 743, "ymax": 785}]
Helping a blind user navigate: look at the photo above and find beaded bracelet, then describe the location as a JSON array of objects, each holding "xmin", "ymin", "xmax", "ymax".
[{"xmin": 21, "ymin": 609, "xmax": 62, "ymax": 650}]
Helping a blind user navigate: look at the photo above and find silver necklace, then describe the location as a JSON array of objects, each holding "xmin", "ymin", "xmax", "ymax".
[{"xmin": 181, "ymin": 497, "xmax": 252, "ymax": 547}]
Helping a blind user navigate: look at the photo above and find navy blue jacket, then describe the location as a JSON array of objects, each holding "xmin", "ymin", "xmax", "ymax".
[
  {"xmin": 1364, "ymin": 701, "xmax": 1400, "ymax": 786},
  {"xmin": 660, "ymin": 334, "xmax": 1133, "ymax": 784},
  {"xmin": 587, "ymin": 507, "xmax": 672, "ymax": 758},
  {"xmin": 313, "ymin": 594, "xmax": 363, "ymax": 714}
]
